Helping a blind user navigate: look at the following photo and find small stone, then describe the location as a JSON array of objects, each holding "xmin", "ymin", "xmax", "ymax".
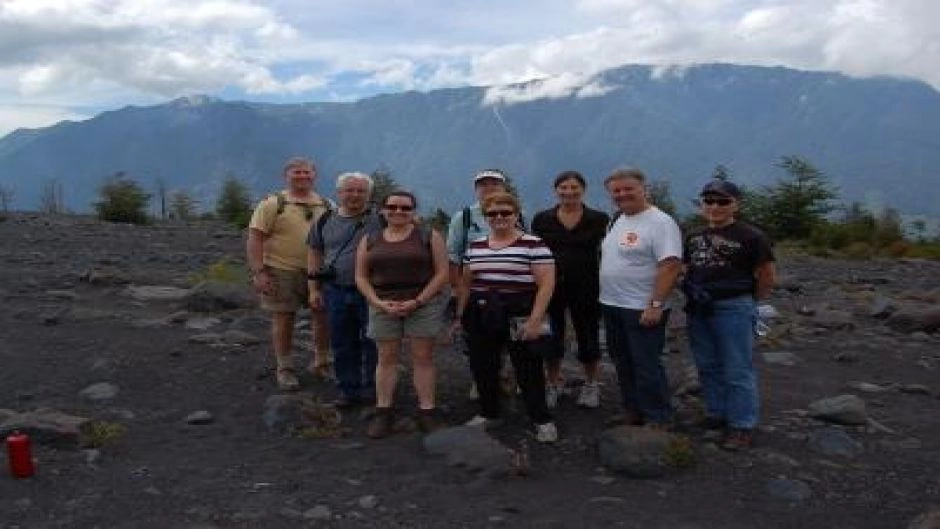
[
  {"xmin": 188, "ymin": 333, "xmax": 223, "ymax": 344},
  {"xmin": 222, "ymin": 329, "xmax": 262, "ymax": 345},
  {"xmin": 303, "ymin": 505, "xmax": 332, "ymax": 520},
  {"xmin": 358, "ymin": 495, "xmax": 378, "ymax": 509},
  {"xmin": 589, "ymin": 496, "xmax": 626, "ymax": 504},
  {"xmin": 590, "ymin": 475, "xmax": 616, "ymax": 485},
  {"xmin": 762, "ymin": 352, "xmax": 802, "ymax": 366},
  {"xmin": 832, "ymin": 351, "xmax": 860, "ymax": 363},
  {"xmin": 79, "ymin": 382, "xmax": 119, "ymax": 402},
  {"xmin": 808, "ymin": 395, "xmax": 867, "ymax": 425},
  {"xmin": 899, "ymin": 384, "xmax": 931, "ymax": 395},
  {"xmin": 143, "ymin": 487, "xmax": 162, "ymax": 496},
  {"xmin": 84, "ymin": 448, "xmax": 101, "ymax": 465},
  {"xmin": 766, "ymin": 478, "xmax": 813, "ymax": 502},
  {"xmin": 14, "ymin": 497, "xmax": 32, "ymax": 510},
  {"xmin": 184, "ymin": 410, "xmax": 214, "ymax": 425},
  {"xmin": 807, "ymin": 428, "xmax": 864, "ymax": 458},
  {"xmin": 846, "ymin": 381, "xmax": 891, "ymax": 393},
  {"xmin": 185, "ymin": 317, "xmax": 222, "ymax": 331}
]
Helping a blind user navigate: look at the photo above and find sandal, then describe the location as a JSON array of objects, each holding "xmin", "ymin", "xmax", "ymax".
[{"xmin": 276, "ymin": 367, "xmax": 300, "ymax": 391}]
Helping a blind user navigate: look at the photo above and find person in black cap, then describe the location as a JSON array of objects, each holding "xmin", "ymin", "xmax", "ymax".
[{"xmin": 682, "ymin": 179, "xmax": 776, "ymax": 451}]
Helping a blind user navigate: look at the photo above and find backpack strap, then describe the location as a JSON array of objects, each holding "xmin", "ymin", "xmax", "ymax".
[
  {"xmin": 315, "ymin": 209, "xmax": 332, "ymax": 244},
  {"xmin": 459, "ymin": 206, "xmax": 473, "ymax": 260}
]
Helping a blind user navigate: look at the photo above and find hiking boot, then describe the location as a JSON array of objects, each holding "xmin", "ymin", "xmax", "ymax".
[
  {"xmin": 416, "ymin": 408, "xmax": 442, "ymax": 433},
  {"xmin": 535, "ymin": 422, "xmax": 559, "ymax": 443},
  {"xmin": 576, "ymin": 382, "xmax": 600, "ymax": 408},
  {"xmin": 721, "ymin": 428, "xmax": 755, "ymax": 451},
  {"xmin": 275, "ymin": 367, "xmax": 300, "ymax": 391},
  {"xmin": 545, "ymin": 385, "xmax": 561, "ymax": 409},
  {"xmin": 366, "ymin": 408, "xmax": 393, "ymax": 439}
]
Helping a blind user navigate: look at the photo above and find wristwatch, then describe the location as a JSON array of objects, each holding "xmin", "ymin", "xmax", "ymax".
[{"xmin": 649, "ymin": 300, "xmax": 665, "ymax": 309}]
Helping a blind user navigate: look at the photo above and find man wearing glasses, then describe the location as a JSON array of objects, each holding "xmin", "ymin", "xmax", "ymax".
[
  {"xmin": 247, "ymin": 157, "xmax": 333, "ymax": 391},
  {"xmin": 682, "ymin": 180, "xmax": 776, "ymax": 451}
]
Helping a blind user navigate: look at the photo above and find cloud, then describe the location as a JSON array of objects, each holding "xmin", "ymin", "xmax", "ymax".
[{"xmin": 0, "ymin": 104, "xmax": 90, "ymax": 137}]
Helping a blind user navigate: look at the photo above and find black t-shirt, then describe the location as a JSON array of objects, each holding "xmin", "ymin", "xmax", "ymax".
[
  {"xmin": 531, "ymin": 205, "xmax": 609, "ymax": 288},
  {"xmin": 683, "ymin": 221, "xmax": 774, "ymax": 294}
]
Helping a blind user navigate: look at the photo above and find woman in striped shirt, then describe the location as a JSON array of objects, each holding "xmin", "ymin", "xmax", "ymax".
[{"xmin": 455, "ymin": 192, "xmax": 559, "ymax": 443}]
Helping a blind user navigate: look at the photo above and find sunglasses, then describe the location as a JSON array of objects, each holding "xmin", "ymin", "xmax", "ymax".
[
  {"xmin": 485, "ymin": 210, "xmax": 516, "ymax": 218},
  {"xmin": 383, "ymin": 204, "xmax": 414, "ymax": 212},
  {"xmin": 701, "ymin": 197, "xmax": 734, "ymax": 206}
]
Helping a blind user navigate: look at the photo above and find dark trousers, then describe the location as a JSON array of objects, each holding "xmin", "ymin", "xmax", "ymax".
[
  {"xmin": 467, "ymin": 331, "xmax": 552, "ymax": 424},
  {"xmin": 324, "ymin": 284, "xmax": 377, "ymax": 399},
  {"xmin": 602, "ymin": 304, "xmax": 672, "ymax": 424},
  {"xmin": 546, "ymin": 281, "xmax": 601, "ymax": 363}
]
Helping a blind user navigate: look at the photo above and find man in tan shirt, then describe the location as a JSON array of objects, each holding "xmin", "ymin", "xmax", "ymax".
[{"xmin": 246, "ymin": 157, "xmax": 332, "ymax": 391}]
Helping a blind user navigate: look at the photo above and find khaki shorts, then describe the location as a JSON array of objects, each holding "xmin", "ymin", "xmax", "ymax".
[
  {"xmin": 260, "ymin": 268, "xmax": 308, "ymax": 312},
  {"xmin": 367, "ymin": 293, "xmax": 447, "ymax": 340}
]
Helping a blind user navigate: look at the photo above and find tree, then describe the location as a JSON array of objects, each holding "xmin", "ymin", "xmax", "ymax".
[
  {"xmin": 747, "ymin": 156, "xmax": 837, "ymax": 241},
  {"xmin": 216, "ymin": 174, "xmax": 252, "ymax": 228},
  {"xmin": 370, "ymin": 165, "xmax": 400, "ymax": 205},
  {"xmin": 169, "ymin": 190, "xmax": 199, "ymax": 221},
  {"xmin": 39, "ymin": 179, "xmax": 65, "ymax": 214},
  {"xmin": 425, "ymin": 207, "xmax": 451, "ymax": 233},
  {"xmin": 647, "ymin": 180, "xmax": 676, "ymax": 217},
  {"xmin": 155, "ymin": 178, "xmax": 168, "ymax": 220},
  {"xmin": 94, "ymin": 172, "xmax": 151, "ymax": 224},
  {"xmin": 712, "ymin": 164, "xmax": 731, "ymax": 181},
  {"xmin": 0, "ymin": 184, "xmax": 13, "ymax": 212}
]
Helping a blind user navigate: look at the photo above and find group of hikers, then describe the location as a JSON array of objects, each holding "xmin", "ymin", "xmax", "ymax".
[{"xmin": 245, "ymin": 157, "xmax": 776, "ymax": 451}]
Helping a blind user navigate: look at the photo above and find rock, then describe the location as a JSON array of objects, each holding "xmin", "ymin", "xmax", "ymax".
[
  {"xmin": 84, "ymin": 448, "xmax": 102, "ymax": 465},
  {"xmin": 186, "ymin": 281, "xmax": 254, "ymax": 312},
  {"xmin": 908, "ymin": 508, "xmax": 940, "ymax": 529},
  {"xmin": 775, "ymin": 275, "xmax": 803, "ymax": 293},
  {"xmin": 832, "ymin": 351, "xmax": 860, "ymax": 363},
  {"xmin": 81, "ymin": 268, "xmax": 131, "ymax": 286},
  {"xmin": 188, "ymin": 333, "xmax": 224, "ymax": 345},
  {"xmin": 900, "ymin": 384, "xmax": 932, "ymax": 395},
  {"xmin": 807, "ymin": 428, "xmax": 864, "ymax": 458},
  {"xmin": 0, "ymin": 408, "xmax": 92, "ymax": 448},
  {"xmin": 125, "ymin": 285, "xmax": 191, "ymax": 302},
  {"xmin": 886, "ymin": 308, "xmax": 940, "ymax": 334},
  {"xmin": 811, "ymin": 310, "xmax": 855, "ymax": 330},
  {"xmin": 597, "ymin": 426, "xmax": 681, "ymax": 478},
  {"xmin": 222, "ymin": 329, "xmax": 263, "ymax": 345},
  {"xmin": 185, "ymin": 317, "xmax": 222, "ymax": 331},
  {"xmin": 302, "ymin": 505, "xmax": 332, "ymax": 521},
  {"xmin": 870, "ymin": 297, "xmax": 897, "ymax": 319},
  {"xmin": 184, "ymin": 411, "xmax": 214, "ymax": 425},
  {"xmin": 262, "ymin": 395, "xmax": 304, "ymax": 434},
  {"xmin": 809, "ymin": 394, "xmax": 867, "ymax": 425},
  {"xmin": 423, "ymin": 426, "xmax": 512, "ymax": 477},
  {"xmin": 357, "ymin": 495, "xmax": 378, "ymax": 509},
  {"xmin": 80, "ymin": 382, "xmax": 120, "ymax": 402},
  {"xmin": 766, "ymin": 478, "xmax": 813, "ymax": 502},
  {"xmin": 40, "ymin": 307, "xmax": 69, "ymax": 326},
  {"xmin": 762, "ymin": 352, "xmax": 802, "ymax": 366},
  {"xmin": 45, "ymin": 289, "xmax": 78, "ymax": 301},
  {"xmin": 846, "ymin": 381, "xmax": 892, "ymax": 393}
]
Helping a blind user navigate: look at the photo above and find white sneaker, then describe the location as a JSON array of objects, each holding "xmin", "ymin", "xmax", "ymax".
[
  {"xmin": 465, "ymin": 415, "xmax": 487, "ymax": 427},
  {"xmin": 545, "ymin": 385, "xmax": 560, "ymax": 409},
  {"xmin": 577, "ymin": 382, "xmax": 600, "ymax": 408},
  {"xmin": 535, "ymin": 422, "xmax": 558, "ymax": 443}
]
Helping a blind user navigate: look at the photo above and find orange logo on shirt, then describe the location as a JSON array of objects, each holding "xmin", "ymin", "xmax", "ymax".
[{"xmin": 620, "ymin": 231, "xmax": 639, "ymax": 247}]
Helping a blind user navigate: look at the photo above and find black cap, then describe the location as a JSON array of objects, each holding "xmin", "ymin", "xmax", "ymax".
[{"xmin": 700, "ymin": 179, "xmax": 742, "ymax": 199}]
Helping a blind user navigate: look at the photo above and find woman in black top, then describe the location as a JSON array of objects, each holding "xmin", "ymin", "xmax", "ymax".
[{"xmin": 531, "ymin": 171, "xmax": 610, "ymax": 409}]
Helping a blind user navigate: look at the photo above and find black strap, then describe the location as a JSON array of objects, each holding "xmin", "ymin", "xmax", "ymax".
[{"xmin": 323, "ymin": 214, "xmax": 365, "ymax": 270}]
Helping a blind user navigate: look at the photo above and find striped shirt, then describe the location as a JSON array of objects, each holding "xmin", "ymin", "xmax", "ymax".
[{"xmin": 463, "ymin": 234, "xmax": 555, "ymax": 293}]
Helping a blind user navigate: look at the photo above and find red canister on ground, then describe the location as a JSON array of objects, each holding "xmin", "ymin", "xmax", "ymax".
[{"xmin": 6, "ymin": 431, "xmax": 35, "ymax": 478}]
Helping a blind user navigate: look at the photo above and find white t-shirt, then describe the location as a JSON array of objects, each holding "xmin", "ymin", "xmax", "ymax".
[{"xmin": 599, "ymin": 206, "xmax": 682, "ymax": 310}]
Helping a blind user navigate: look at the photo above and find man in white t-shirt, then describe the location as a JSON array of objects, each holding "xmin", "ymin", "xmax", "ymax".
[{"xmin": 599, "ymin": 168, "xmax": 682, "ymax": 428}]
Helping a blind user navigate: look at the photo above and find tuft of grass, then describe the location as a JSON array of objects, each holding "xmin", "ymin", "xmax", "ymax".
[
  {"xmin": 664, "ymin": 435, "xmax": 696, "ymax": 469},
  {"xmin": 188, "ymin": 258, "xmax": 247, "ymax": 286},
  {"xmin": 82, "ymin": 421, "xmax": 127, "ymax": 448}
]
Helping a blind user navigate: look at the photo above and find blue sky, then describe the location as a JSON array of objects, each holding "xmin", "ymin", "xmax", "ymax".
[{"xmin": 1, "ymin": 0, "xmax": 938, "ymax": 135}]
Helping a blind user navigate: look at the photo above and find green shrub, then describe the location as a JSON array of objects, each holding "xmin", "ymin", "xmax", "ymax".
[
  {"xmin": 94, "ymin": 173, "xmax": 151, "ymax": 224},
  {"xmin": 82, "ymin": 421, "xmax": 127, "ymax": 447},
  {"xmin": 665, "ymin": 436, "xmax": 696, "ymax": 469},
  {"xmin": 216, "ymin": 176, "xmax": 252, "ymax": 228},
  {"xmin": 842, "ymin": 241, "xmax": 874, "ymax": 259},
  {"xmin": 189, "ymin": 258, "xmax": 247, "ymax": 285}
]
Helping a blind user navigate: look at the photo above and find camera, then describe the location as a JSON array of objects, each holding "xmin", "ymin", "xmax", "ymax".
[{"xmin": 309, "ymin": 265, "xmax": 337, "ymax": 282}]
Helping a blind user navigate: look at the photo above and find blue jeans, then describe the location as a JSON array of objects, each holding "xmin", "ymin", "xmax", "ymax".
[
  {"xmin": 687, "ymin": 295, "xmax": 758, "ymax": 429},
  {"xmin": 323, "ymin": 284, "xmax": 377, "ymax": 399},
  {"xmin": 602, "ymin": 304, "xmax": 672, "ymax": 424}
]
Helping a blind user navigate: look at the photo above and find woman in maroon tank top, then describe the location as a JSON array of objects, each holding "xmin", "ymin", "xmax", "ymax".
[{"xmin": 354, "ymin": 191, "xmax": 449, "ymax": 438}]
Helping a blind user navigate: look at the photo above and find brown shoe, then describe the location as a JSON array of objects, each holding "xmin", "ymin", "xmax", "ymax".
[
  {"xmin": 416, "ymin": 408, "xmax": 442, "ymax": 434},
  {"xmin": 366, "ymin": 408, "xmax": 393, "ymax": 439},
  {"xmin": 275, "ymin": 367, "xmax": 300, "ymax": 391},
  {"xmin": 721, "ymin": 429, "xmax": 754, "ymax": 451}
]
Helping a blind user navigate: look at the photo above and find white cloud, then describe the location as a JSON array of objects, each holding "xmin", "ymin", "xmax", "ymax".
[{"xmin": 0, "ymin": 104, "xmax": 90, "ymax": 137}]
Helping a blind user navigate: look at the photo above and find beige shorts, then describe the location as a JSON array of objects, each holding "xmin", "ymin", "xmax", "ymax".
[
  {"xmin": 367, "ymin": 293, "xmax": 447, "ymax": 340},
  {"xmin": 260, "ymin": 268, "xmax": 308, "ymax": 312}
]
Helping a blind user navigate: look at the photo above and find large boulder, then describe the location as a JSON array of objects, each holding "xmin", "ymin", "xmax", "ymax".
[
  {"xmin": 0, "ymin": 408, "xmax": 92, "ymax": 449},
  {"xmin": 886, "ymin": 308, "xmax": 940, "ymax": 334},
  {"xmin": 423, "ymin": 426, "xmax": 512, "ymax": 478},
  {"xmin": 186, "ymin": 281, "xmax": 254, "ymax": 312},
  {"xmin": 597, "ymin": 426, "xmax": 688, "ymax": 478},
  {"xmin": 808, "ymin": 394, "xmax": 868, "ymax": 425}
]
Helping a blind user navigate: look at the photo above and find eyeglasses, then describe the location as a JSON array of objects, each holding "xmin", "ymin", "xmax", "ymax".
[
  {"xmin": 383, "ymin": 205, "xmax": 414, "ymax": 212},
  {"xmin": 701, "ymin": 197, "xmax": 734, "ymax": 206},
  {"xmin": 485, "ymin": 210, "xmax": 516, "ymax": 218}
]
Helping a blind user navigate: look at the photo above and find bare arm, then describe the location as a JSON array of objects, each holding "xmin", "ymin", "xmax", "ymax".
[
  {"xmin": 415, "ymin": 231, "xmax": 450, "ymax": 304},
  {"xmin": 247, "ymin": 228, "xmax": 273, "ymax": 295},
  {"xmin": 353, "ymin": 237, "xmax": 382, "ymax": 306},
  {"xmin": 754, "ymin": 261, "xmax": 776, "ymax": 300},
  {"xmin": 640, "ymin": 257, "xmax": 682, "ymax": 327},
  {"xmin": 521, "ymin": 262, "xmax": 556, "ymax": 341},
  {"xmin": 307, "ymin": 245, "xmax": 324, "ymax": 310},
  {"xmin": 454, "ymin": 265, "xmax": 472, "ymax": 325}
]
